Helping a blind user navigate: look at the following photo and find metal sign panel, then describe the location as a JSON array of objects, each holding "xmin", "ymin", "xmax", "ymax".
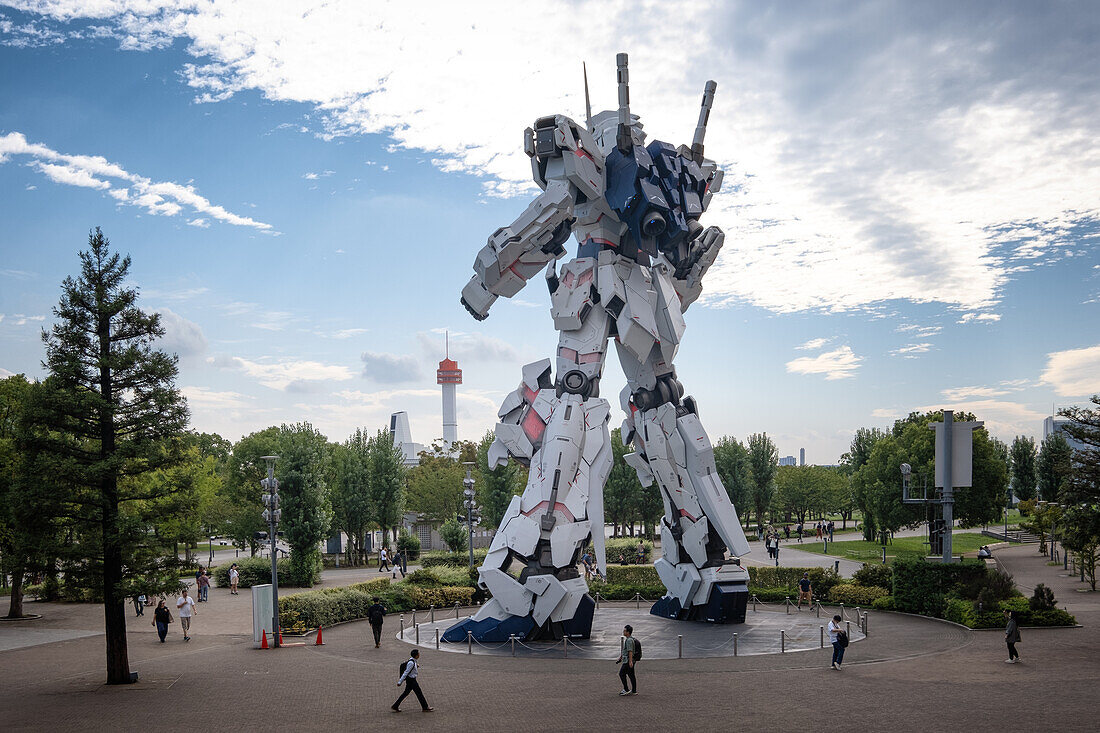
[
  {"xmin": 251, "ymin": 584, "xmax": 273, "ymax": 647},
  {"xmin": 929, "ymin": 420, "xmax": 983, "ymax": 488}
]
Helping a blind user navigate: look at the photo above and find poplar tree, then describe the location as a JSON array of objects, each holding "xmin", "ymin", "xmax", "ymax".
[{"xmin": 26, "ymin": 228, "xmax": 188, "ymax": 684}]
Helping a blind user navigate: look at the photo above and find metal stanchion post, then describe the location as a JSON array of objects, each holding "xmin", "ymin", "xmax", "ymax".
[
  {"xmin": 467, "ymin": 630, "xmax": 472, "ymax": 654},
  {"xmin": 820, "ymin": 626, "xmax": 824, "ymax": 647},
  {"xmin": 412, "ymin": 609, "xmax": 417, "ymax": 626},
  {"xmin": 839, "ymin": 603, "xmax": 845, "ymax": 620},
  {"xmin": 511, "ymin": 634, "xmax": 516, "ymax": 656},
  {"xmin": 786, "ymin": 596, "xmax": 791, "ymax": 614},
  {"xmin": 846, "ymin": 621, "xmax": 851, "ymax": 638},
  {"xmin": 781, "ymin": 629, "xmax": 785, "ymax": 653},
  {"xmin": 733, "ymin": 633, "xmax": 738, "ymax": 656},
  {"xmin": 415, "ymin": 624, "xmax": 420, "ymax": 645},
  {"xmin": 678, "ymin": 635, "xmax": 683, "ymax": 659},
  {"xmin": 855, "ymin": 606, "xmax": 861, "ymax": 620},
  {"xmin": 635, "ymin": 593, "xmax": 640, "ymax": 610},
  {"xmin": 816, "ymin": 602, "xmax": 821, "ymax": 618},
  {"xmin": 752, "ymin": 595, "xmax": 757, "ymax": 612},
  {"xmin": 455, "ymin": 602, "xmax": 460, "ymax": 620},
  {"xmin": 435, "ymin": 629, "xmax": 440, "ymax": 650},
  {"xmin": 563, "ymin": 636, "xmax": 568, "ymax": 658},
  {"xmin": 430, "ymin": 605, "xmax": 435, "ymax": 623},
  {"xmin": 400, "ymin": 614, "xmax": 405, "ymax": 637},
  {"xmin": 595, "ymin": 591, "xmax": 600, "ymax": 609}
]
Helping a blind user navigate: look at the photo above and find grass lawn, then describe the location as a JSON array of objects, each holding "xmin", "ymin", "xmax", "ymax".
[{"xmin": 797, "ymin": 532, "xmax": 989, "ymax": 563}]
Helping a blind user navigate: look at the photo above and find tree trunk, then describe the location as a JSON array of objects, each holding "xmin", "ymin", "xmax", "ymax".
[
  {"xmin": 103, "ymin": 488, "xmax": 132, "ymax": 684},
  {"xmin": 6, "ymin": 563, "xmax": 25, "ymax": 618}
]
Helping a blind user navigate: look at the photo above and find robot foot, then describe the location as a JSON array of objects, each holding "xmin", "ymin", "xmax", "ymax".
[
  {"xmin": 650, "ymin": 582, "xmax": 748, "ymax": 625},
  {"xmin": 442, "ymin": 595, "xmax": 595, "ymax": 643}
]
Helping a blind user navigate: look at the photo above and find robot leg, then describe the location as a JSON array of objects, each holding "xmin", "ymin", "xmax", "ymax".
[{"xmin": 443, "ymin": 391, "xmax": 612, "ymax": 643}]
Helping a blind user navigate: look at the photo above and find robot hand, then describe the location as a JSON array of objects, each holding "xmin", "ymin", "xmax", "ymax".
[
  {"xmin": 460, "ymin": 275, "xmax": 498, "ymax": 321},
  {"xmin": 674, "ymin": 225, "xmax": 723, "ymax": 280}
]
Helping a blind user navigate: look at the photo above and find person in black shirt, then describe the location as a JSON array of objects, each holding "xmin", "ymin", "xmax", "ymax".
[
  {"xmin": 152, "ymin": 599, "xmax": 172, "ymax": 643},
  {"xmin": 797, "ymin": 572, "xmax": 812, "ymax": 609},
  {"xmin": 368, "ymin": 597, "xmax": 387, "ymax": 648}
]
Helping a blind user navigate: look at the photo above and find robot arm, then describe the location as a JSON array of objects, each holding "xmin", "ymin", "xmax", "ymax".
[
  {"xmin": 460, "ymin": 179, "xmax": 575, "ymax": 321},
  {"xmin": 670, "ymin": 224, "xmax": 724, "ymax": 311}
]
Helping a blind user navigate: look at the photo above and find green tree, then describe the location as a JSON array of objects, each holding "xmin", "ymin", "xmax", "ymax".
[
  {"xmin": 1058, "ymin": 397, "xmax": 1100, "ymax": 589},
  {"xmin": 1037, "ymin": 432, "xmax": 1073, "ymax": 502},
  {"xmin": 605, "ymin": 428, "xmax": 642, "ymax": 536},
  {"xmin": 332, "ymin": 429, "xmax": 374, "ymax": 565},
  {"xmin": 714, "ymin": 436, "xmax": 752, "ymax": 526},
  {"xmin": 746, "ymin": 433, "xmax": 778, "ymax": 528},
  {"xmin": 406, "ymin": 441, "xmax": 476, "ymax": 524},
  {"xmin": 225, "ymin": 428, "xmax": 282, "ymax": 555},
  {"xmin": 367, "ymin": 428, "xmax": 408, "ymax": 545},
  {"xmin": 21, "ymin": 229, "xmax": 188, "ymax": 684},
  {"xmin": 439, "ymin": 517, "xmax": 469, "ymax": 553},
  {"xmin": 272, "ymin": 423, "xmax": 332, "ymax": 586},
  {"xmin": 1010, "ymin": 435, "xmax": 1038, "ymax": 502},
  {"xmin": 476, "ymin": 430, "xmax": 524, "ymax": 531},
  {"xmin": 842, "ymin": 427, "xmax": 887, "ymax": 539}
]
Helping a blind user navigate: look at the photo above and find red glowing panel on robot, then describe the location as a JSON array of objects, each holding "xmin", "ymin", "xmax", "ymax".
[{"xmin": 521, "ymin": 408, "xmax": 546, "ymax": 442}]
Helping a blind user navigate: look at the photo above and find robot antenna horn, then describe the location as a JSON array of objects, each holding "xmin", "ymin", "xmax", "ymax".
[
  {"xmin": 583, "ymin": 62, "xmax": 592, "ymax": 127},
  {"xmin": 691, "ymin": 80, "xmax": 717, "ymax": 163},
  {"xmin": 615, "ymin": 52, "xmax": 632, "ymax": 153}
]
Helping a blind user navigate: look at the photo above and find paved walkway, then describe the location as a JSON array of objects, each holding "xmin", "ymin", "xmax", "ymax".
[{"xmin": 1, "ymin": 543, "xmax": 1097, "ymax": 731}]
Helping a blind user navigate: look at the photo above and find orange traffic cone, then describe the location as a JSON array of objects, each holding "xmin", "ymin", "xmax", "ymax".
[
  {"xmin": 277, "ymin": 629, "xmax": 283, "ymax": 645},
  {"xmin": 260, "ymin": 631, "xmax": 269, "ymax": 649},
  {"xmin": 315, "ymin": 626, "xmax": 324, "ymax": 645}
]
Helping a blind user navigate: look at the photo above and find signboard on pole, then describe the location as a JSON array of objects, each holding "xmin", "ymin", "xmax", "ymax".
[
  {"xmin": 251, "ymin": 583, "xmax": 274, "ymax": 648},
  {"xmin": 929, "ymin": 419, "xmax": 983, "ymax": 488}
]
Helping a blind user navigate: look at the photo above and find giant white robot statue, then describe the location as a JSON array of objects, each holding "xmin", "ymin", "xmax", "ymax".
[{"xmin": 444, "ymin": 54, "xmax": 750, "ymax": 644}]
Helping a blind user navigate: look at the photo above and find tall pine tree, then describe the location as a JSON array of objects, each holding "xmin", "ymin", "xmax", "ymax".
[{"xmin": 26, "ymin": 228, "xmax": 188, "ymax": 684}]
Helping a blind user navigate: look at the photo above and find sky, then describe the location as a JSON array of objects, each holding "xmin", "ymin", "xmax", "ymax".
[{"xmin": 0, "ymin": 0, "xmax": 1098, "ymax": 464}]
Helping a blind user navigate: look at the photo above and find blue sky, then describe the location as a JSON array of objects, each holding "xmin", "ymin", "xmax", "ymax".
[{"xmin": 1, "ymin": 1, "xmax": 1098, "ymax": 463}]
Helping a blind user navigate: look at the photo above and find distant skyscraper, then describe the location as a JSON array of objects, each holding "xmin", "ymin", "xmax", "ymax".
[
  {"xmin": 1044, "ymin": 415, "xmax": 1085, "ymax": 452},
  {"xmin": 779, "ymin": 455, "xmax": 796, "ymax": 467},
  {"xmin": 437, "ymin": 335, "xmax": 462, "ymax": 448},
  {"xmin": 799, "ymin": 448, "xmax": 805, "ymax": 466},
  {"xmin": 389, "ymin": 411, "xmax": 424, "ymax": 467}
]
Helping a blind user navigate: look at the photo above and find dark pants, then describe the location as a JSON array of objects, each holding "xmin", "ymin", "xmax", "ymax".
[
  {"xmin": 371, "ymin": 623, "xmax": 382, "ymax": 646},
  {"xmin": 134, "ymin": 600, "xmax": 144, "ymax": 615},
  {"xmin": 380, "ymin": 560, "xmax": 390, "ymax": 571},
  {"xmin": 832, "ymin": 641, "xmax": 845, "ymax": 666},
  {"xmin": 618, "ymin": 663, "xmax": 636, "ymax": 692},
  {"xmin": 156, "ymin": 621, "xmax": 168, "ymax": 642},
  {"xmin": 1007, "ymin": 641, "xmax": 1019, "ymax": 660},
  {"xmin": 394, "ymin": 678, "xmax": 429, "ymax": 710}
]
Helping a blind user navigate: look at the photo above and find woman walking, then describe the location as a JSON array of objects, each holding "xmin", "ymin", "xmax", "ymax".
[
  {"xmin": 1004, "ymin": 610, "xmax": 1021, "ymax": 663},
  {"xmin": 152, "ymin": 600, "xmax": 172, "ymax": 643}
]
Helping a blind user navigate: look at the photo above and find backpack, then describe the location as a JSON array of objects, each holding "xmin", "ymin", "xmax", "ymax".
[
  {"xmin": 368, "ymin": 605, "xmax": 384, "ymax": 624},
  {"xmin": 398, "ymin": 659, "xmax": 412, "ymax": 677},
  {"xmin": 632, "ymin": 639, "xmax": 642, "ymax": 661},
  {"xmin": 837, "ymin": 631, "xmax": 849, "ymax": 648}
]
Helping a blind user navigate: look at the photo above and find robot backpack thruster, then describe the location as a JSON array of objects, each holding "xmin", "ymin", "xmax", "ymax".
[{"xmin": 444, "ymin": 54, "xmax": 751, "ymax": 644}]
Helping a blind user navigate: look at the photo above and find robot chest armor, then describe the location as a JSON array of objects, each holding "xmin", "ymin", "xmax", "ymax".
[{"xmin": 550, "ymin": 258, "xmax": 597, "ymax": 332}]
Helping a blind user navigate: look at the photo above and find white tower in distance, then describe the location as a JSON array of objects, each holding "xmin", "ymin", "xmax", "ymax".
[{"xmin": 437, "ymin": 333, "xmax": 461, "ymax": 450}]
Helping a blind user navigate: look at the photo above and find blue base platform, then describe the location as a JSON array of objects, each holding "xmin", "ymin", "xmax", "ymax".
[
  {"xmin": 443, "ymin": 595, "xmax": 596, "ymax": 643},
  {"xmin": 650, "ymin": 583, "xmax": 748, "ymax": 624}
]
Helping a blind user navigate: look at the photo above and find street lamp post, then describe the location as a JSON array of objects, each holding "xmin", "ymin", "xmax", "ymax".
[
  {"xmin": 462, "ymin": 464, "xmax": 476, "ymax": 569},
  {"xmin": 261, "ymin": 455, "xmax": 281, "ymax": 648},
  {"xmin": 208, "ymin": 536, "xmax": 215, "ymax": 567}
]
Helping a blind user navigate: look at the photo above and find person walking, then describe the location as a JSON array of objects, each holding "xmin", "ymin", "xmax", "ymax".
[
  {"xmin": 133, "ymin": 594, "xmax": 145, "ymax": 616},
  {"xmin": 392, "ymin": 649, "xmax": 433, "ymax": 712},
  {"xmin": 152, "ymin": 599, "xmax": 172, "ymax": 643},
  {"xmin": 229, "ymin": 563, "xmax": 240, "ymax": 595},
  {"xmin": 196, "ymin": 570, "xmax": 210, "ymax": 602},
  {"xmin": 176, "ymin": 588, "xmax": 197, "ymax": 641},
  {"xmin": 828, "ymin": 521, "xmax": 835, "ymax": 542},
  {"xmin": 828, "ymin": 614, "xmax": 846, "ymax": 670},
  {"xmin": 379, "ymin": 547, "xmax": 391, "ymax": 572},
  {"xmin": 796, "ymin": 523, "xmax": 803, "ymax": 542},
  {"xmin": 368, "ymin": 596, "xmax": 387, "ymax": 648},
  {"xmin": 797, "ymin": 572, "xmax": 812, "ymax": 609},
  {"xmin": 617, "ymin": 625, "xmax": 638, "ymax": 696},
  {"xmin": 1004, "ymin": 610, "xmax": 1021, "ymax": 663}
]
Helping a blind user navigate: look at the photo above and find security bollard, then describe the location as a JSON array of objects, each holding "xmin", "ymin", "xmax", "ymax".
[
  {"xmin": 511, "ymin": 634, "xmax": 516, "ymax": 657},
  {"xmin": 430, "ymin": 605, "xmax": 435, "ymax": 622},
  {"xmin": 846, "ymin": 621, "xmax": 851, "ymax": 638},
  {"xmin": 786, "ymin": 596, "xmax": 791, "ymax": 614},
  {"xmin": 855, "ymin": 606, "xmax": 862, "ymax": 622},
  {"xmin": 781, "ymin": 629, "xmax": 785, "ymax": 653},
  {"xmin": 435, "ymin": 629, "xmax": 440, "ymax": 650},
  {"xmin": 400, "ymin": 614, "xmax": 405, "ymax": 637},
  {"xmin": 413, "ymin": 609, "xmax": 417, "ymax": 626},
  {"xmin": 752, "ymin": 595, "xmax": 758, "ymax": 612},
  {"xmin": 595, "ymin": 591, "xmax": 601, "ymax": 609},
  {"xmin": 820, "ymin": 626, "xmax": 824, "ymax": 648},
  {"xmin": 467, "ymin": 630, "xmax": 472, "ymax": 654},
  {"xmin": 563, "ymin": 636, "xmax": 568, "ymax": 658},
  {"xmin": 678, "ymin": 635, "xmax": 683, "ymax": 659},
  {"xmin": 415, "ymin": 624, "xmax": 420, "ymax": 645},
  {"xmin": 733, "ymin": 632, "xmax": 738, "ymax": 656},
  {"xmin": 454, "ymin": 602, "xmax": 460, "ymax": 620},
  {"xmin": 839, "ymin": 603, "xmax": 845, "ymax": 620},
  {"xmin": 816, "ymin": 602, "xmax": 821, "ymax": 618},
  {"xmin": 635, "ymin": 593, "xmax": 641, "ymax": 609}
]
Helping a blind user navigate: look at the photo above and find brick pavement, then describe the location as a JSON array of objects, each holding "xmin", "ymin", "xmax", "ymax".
[{"xmin": 2, "ymin": 544, "xmax": 1098, "ymax": 732}]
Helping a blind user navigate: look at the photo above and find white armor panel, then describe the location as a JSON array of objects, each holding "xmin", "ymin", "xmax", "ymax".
[
  {"xmin": 480, "ymin": 568, "xmax": 533, "ymax": 617},
  {"xmin": 654, "ymin": 557, "xmax": 701, "ymax": 608}
]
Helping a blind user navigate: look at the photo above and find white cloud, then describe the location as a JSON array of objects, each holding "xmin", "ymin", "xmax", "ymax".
[
  {"xmin": 917, "ymin": 398, "xmax": 1046, "ymax": 442},
  {"xmin": 0, "ymin": 367, "xmax": 15, "ymax": 379},
  {"xmin": 941, "ymin": 386, "xmax": 1010, "ymax": 402},
  {"xmin": 187, "ymin": 217, "xmax": 209, "ymax": 228},
  {"xmin": 361, "ymin": 351, "xmax": 423, "ymax": 383},
  {"xmin": 870, "ymin": 408, "xmax": 898, "ymax": 419},
  {"xmin": 9, "ymin": 2, "xmax": 1100, "ymax": 316},
  {"xmin": 156, "ymin": 308, "xmax": 208, "ymax": 361},
  {"xmin": 896, "ymin": 324, "xmax": 942, "ymax": 338},
  {"xmin": 1, "ymin": 313, "xmax": 45, "ymax": 326},
  {"xmin": 331, "ymin": 328, "xmax": 367, "ymax": 339},
  {"xmin": 0, "ymin": 131, "xmax": 272, "ymax": 230},
  {"xmin": 417, "ymin": 329, "xmax": 518, "ymax": 363},
  {"xmin": 957, "ymin": 312, "xmax": 1002, "ymax": 324},
  {"xmin": 303, "ymin": 170, "xmax": 333, "ymax": 179},
  {"xmin": 1040, "ymin": 345, "xmax": 1100, "ymax": 397},
  {"xmin": 210, "ymin": 355, "xmax": 356, "ymax": 390},
  {"xmin": 0, "ymin": 269, "xmax": 35, "ymax": 280},
  {"xmin": 181, "ymin": 385, "xmax": 250, "ymax": 410},
  {"xmin": 890, "ymin": 342, "xmax": 933, "ymax": 358},
  {"xmin": 796, "ymin": 337, "xmax": 829, "ymax": 351},
  {"xmin": 786, "ymin": 345, "xmax": 862, "ymax": 380}
]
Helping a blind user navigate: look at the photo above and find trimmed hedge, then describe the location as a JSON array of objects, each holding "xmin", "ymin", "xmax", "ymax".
[
  {"xmin": 943, "ymin": 596, "xmax": 1076, "ymax": 629},
  {"xmin": 747, "ymin": 567, "xmax": 842, "ymax": 598},
  {"xmin": 828, "ymin": 583, "xmax": 890, "ymax": 605},
  {"xmin": 279, "ymin": 578, "xmax": 476, "ymax": 632},
  {"xmin": 605, "ymin": 565, "xmax": 660, "ymax": 585},
  {"xmin": 420, "ymin": 549, "xmax": 489, "ymax": 568},
  {"xmin": 891, "ymin": 558, "xmax": 993, "ymax": 617},
  {"xmin": 852, "ymin": 563, "xmax": 893, "ymax": 589},
  {"xmin": 871, "ymin": 595, "xmax": 896, "ymax": 611},
  {"xmin": 604, "ymin": 538, "xmax": 653, "ymax": 564},
  {"xmin": 212, "ymin": 557, "xmax": 317, "ymax": 589},
  {"xmin": 404, "ymin": 566, "xmax": 477, "ymax": 587}
]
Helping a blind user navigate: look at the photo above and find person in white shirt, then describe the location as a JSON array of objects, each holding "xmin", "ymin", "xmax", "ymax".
[
  {"xmin": 379, "ymin": 547, "xmax": 391, "ymax": 572},
  {"xmin": 176, "ymin": 588, "xmax": 197, "ymax": 641},
  {"xmin": 392, "ymin": 649, "xmax": 432, "ymax": 712},
  {"xmin": 229, "ymin": 564, "xmax": 240, "ymax": 595},
  {"xmin": 827, "ymin": 614, "xmax": 845, "ymax": 670}
]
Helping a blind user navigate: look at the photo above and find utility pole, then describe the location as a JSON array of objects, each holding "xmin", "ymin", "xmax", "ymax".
[
  {"xmin": 261, "ymin": 456, "xmax": 281, "ymax": 647},
  {"xmin": 942, "ymin": 411, "xmax": 954, "ymax": 563},
  {"xmin": 463, "ymin": 463, "xmax": 476, "ymax": 569}
]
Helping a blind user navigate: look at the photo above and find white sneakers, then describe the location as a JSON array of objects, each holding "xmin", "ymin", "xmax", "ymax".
[
  {"xmin": 1004, "ymin": 658, "xmax": 1020, "ymax": 664},
  {"xmin": 619, "ymin": 689, "xmax": 630, "ymax": 696}
]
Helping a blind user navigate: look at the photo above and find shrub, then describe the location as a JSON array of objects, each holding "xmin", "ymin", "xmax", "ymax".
[
  {"xmin": 828, "ymin": 584, "xmax": 890, "ymax": 605},
  {"xmin": 942, "ymin": 594, "xmax": 1074, "ymax": 628},
  {"xmin": 853, "ymin": 563, "xmax": 892, "ymax": 589},
  {"xmin": 604, "ymin": 537, "xmax": 653, "ymax": 564},
  {"xmin": 421, "ymin": 549, "xmax": 488, "ymax": 568},
  {"xmin": 891, "ymin": 558, "xmax": 990, "ymax": 617},
  {"xmin": 406, "ymin": 586, "xmax": 477, "ymax": 608},
  {"xmin": 606, "ymin": 565, "xmax": 660, "ymax": 585},
  {"xmin": 748, "ymin": 567, "xmax": 841, "ymax": 598},
  {"xmin": 438, "ymin": 518, "xmax": 468, "ymax": 554},
  {"xmin": 212, "ymin": 557, "xmax": 314, "ymax": 589},
  {"xmin": 871, "ymin": 595, "xmax": 896, "ymax": 611},
  {"xmin": 347, "ymin": 577, "xmax": 391, "ymax": 594},
  {"xmin": 589, "ymin": 581, "xmax": 666, "ymax": 601},
  {"xmin": 397, "ymin": 529, "xmax": 421, "ymax": 560},
  {"xmin": 1030, "ymin": 583, "xmax": 1056, "ymax": 611},
  {"xmin": 404, "ymin": 569, "xmax": 442, "ymax": 587}
]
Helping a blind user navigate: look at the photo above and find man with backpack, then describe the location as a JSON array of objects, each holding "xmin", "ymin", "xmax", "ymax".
[
  {"xmin": 828, "ymin": 614, "xmax": 848, "ymax": 670},
  {"xmin": 367, "ymin": 597, "xmax": 386, "ymax": 648},
  {"xmin": 617, "ymin": 625, "xmax": 640, "ymax": 696},
  {"xmin": 392, "ymin": 649, "xmax": 433, "ymax": 712}
]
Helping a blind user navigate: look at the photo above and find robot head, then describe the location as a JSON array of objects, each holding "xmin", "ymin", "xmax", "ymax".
[{"xmin": 589, "ymin": 110, "xmax": 644, "ymax": 157}]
